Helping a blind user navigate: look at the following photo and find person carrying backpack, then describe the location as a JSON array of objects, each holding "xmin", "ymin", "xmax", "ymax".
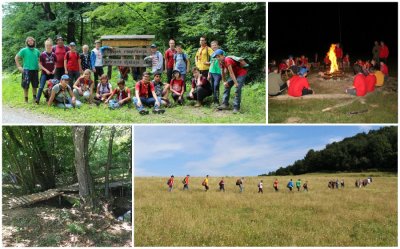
[
  {"xmin": 182, "ymin": 175, "xmax": 189, "ymax": 190},
  {"xmin": 287, "ymin": 179, "xmax": 294, "ymax": 192},
  {"xmin": 202, "ymin": 175, "xmax": 209, "ymax": 191},
  {"xmin": 296, "ymin": 179, "xmax": 301, "ymax": 191},
  {"xmin": 303, "ymin": 181, "xmax": 309, "ymax": 192},
  {"xmin": 132, "ymin": 72, "xmax": 165, "ymax": 115},
  {"xmin": 212, "ymin": 49, "xmax": 248, "ymax": 114},
  {"xmin": 219, "ymin": 177, "xmax": 225, "ymax": 192},
  {"xmin": 173, "ymin": 44, "xmax": 190, "ymax": 91},
  {"xmin": 258, "ymin": 180, "xmax": 263, "ymax": 193},
  {"xmin": 47, "ymin": 74, "xmax": 82, "ymax": 109},
  {"xmin": 236, "ymin": 177, "xmax": 244, "ymax": 193},
  {"xmin": 64, "ymin": 42, "xmax": 82, "ymax": 87},
  {"xmin": 167, "ymin": 175, "xmax": 174, "ymax": 192}
]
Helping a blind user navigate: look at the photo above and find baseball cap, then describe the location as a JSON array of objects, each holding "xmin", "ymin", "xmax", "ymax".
[
  {"xmin": 69, "ymin": 42, "xmax": 76, "ymax": 46},
  {"xmin": 61, "ymin": 74, "xmax": 70, "ymax": 80},
  {"xmin": 150, "ymin": 44, "xmax": 157, "ymax": 48},
  {"xmin": 298, "ymin": 67, "xmax": 308, "ymax": 76},
  {"xmin": 211, "ymin": 49, "xmax": 225, "ymax": 58}
]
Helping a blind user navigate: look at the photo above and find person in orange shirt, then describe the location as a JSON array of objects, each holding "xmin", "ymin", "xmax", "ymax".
[
  {"xmin": 273, "ymin": 179, "xmax": 279, "ymax": 191},
  {"xmin": 183, "ymin": 175, "xmax": 190, "ymax": 191},
  {"xmin": 167, "ymin": 175, "xmax": 174, "ymax": 192},
  {"xmin": 374, "ymin": 69, "xmax": 385, "ymax": 87}
]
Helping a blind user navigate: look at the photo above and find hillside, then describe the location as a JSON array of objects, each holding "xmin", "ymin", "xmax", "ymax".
[{"xmin": 265, "ymin": 126, "xmax": 397, "ymax": 176}]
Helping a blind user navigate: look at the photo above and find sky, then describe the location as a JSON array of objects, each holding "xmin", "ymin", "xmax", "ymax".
[
  {"xmin": 134, "ymin": 125, "xmax": 385, "ymax": 177},
  {"xmin": 268, "ymin": 2, "xmax": 398, "ymax": 64}
]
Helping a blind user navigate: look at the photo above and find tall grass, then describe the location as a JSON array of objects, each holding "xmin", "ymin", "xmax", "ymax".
[{"xmin": 134, "ymin": 174, "xmax": 397, "ymax": 246}]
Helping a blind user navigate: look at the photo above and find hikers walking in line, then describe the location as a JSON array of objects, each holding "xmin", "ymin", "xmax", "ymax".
[
  {"xmin": 202, "ymin": 175, "xmax": 209, "ymax": 191},
  {"xmin": 273, "ymin": 178, "xmax": 279, "ymax": 191},
  {"xmin": 182, "ymin": 175, "xmax": 189, "ymax": 190},
  {"xmin": 219, "ymin": 177, "xmax": 225, "ymax": 192},
  {"xmin": 258, "ymin": 180, "xmax": 263, "ymax": 193},
  {"xmin": 167, "ymin": 175, "xmax": 174, "ymax": 192},
  {"xmin": 296, "ymin": 179, "xmax": 301, "ymax": 191}
]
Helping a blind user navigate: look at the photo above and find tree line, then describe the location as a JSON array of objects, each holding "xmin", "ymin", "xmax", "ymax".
[
  {"xmin": 264, "ymin": 126, "xmax": 397, "ymax": 176},
  {"xmin": 3, "ymin": 2, "xmax": 266, "ymax": 80}
]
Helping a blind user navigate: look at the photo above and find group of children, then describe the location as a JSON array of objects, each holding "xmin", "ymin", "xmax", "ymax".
[{"xmin": 16, "ymin": 36, "xmax": 248, "ymax": 114}]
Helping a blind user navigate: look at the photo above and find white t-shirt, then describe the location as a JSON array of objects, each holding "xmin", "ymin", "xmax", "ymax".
[
  {"xmin": 93, "ymin": 48, "xmax": 103, "ymax": 67},
  {"xmin": 259, "ymin": 182, "xmax": 263, "ymax": 188}
]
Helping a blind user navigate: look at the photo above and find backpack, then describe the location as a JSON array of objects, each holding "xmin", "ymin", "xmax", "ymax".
[
  {"xmin": 201, "ymin": 180, "xmax": 206, "ymax": 186},
  {"xmin": 227, "ymin": 55, "xmax": 249, "ymax": 68},
  {"xmin": 182, "ymin": 178, "xmax": 186, "ymax": 185},
  {"xmin": 197, "ymin": 46, "xmax": 211, "ymax": 62},
  {"xmin": 98, "ymin": 82, "xmax": 111, "ymax": 94},
  {"xmin": 167, "ymin": 179, "xmax": 171, "ymax": 185},
  {"xmin": 236, "ymin": 179, "xmax": 242, "ymax": 185},
  {"xmin": 44, "ymin": 79, "xmax": 60, "ymax": 101},
  {"xmin": 174, "ymin": 53, "xmax": 188, "ymax": 65}
]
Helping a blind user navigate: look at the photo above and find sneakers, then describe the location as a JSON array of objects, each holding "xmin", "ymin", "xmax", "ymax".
[
  {"xmin": 233, "ymin": 109, "xmax": 240, "ymax": 114},
  {"xmin": 139, "ymin": 109, "xmax": 149, "ymax": 115},
  {"xmin": 152, "ymin": 109, "xmax": 165, "ymax": 114},
  {"xmin": 217, "ymin": 104, "xmax": 229, "ymax": 110}
]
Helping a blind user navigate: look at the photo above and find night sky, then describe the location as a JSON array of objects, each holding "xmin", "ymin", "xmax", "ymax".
[{"xmin": 268, "ymin": 2, "xmax": 398, "ymax": 65}]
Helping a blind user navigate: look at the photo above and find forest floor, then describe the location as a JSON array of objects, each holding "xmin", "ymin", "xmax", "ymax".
[
  {"xmin": 2, "ymin": 186, "xmax": 132, "ymax": 247},
  {"xmin": 269, "ymin": 70, "xmax": 398, "ymax": 123}
]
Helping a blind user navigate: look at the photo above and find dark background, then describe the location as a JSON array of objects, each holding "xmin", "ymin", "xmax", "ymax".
[{"xmin": 268, "ymin": 2, "xmax": 398, "ymax": 67}]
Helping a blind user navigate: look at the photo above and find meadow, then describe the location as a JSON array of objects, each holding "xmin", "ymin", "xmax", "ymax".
[
  {"xmin": 2, "ymin": 72, "xmax": 265, "ymax": 123},
  {"xmin": 134, "ymin": 173, "xmax": 397, "ymax": 246}
]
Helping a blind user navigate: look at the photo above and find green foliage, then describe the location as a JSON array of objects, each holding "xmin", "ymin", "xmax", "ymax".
[
  {"xmin": 3, "ymin": 2, "xmax": 265, "ymax": 79},
  {"xmin": 267, "ymin": 127, "xmax": 398, "ymax": 175},
  {"xmin": 67, "ymin": 223, "xmax": 86, "ymax": 235}
]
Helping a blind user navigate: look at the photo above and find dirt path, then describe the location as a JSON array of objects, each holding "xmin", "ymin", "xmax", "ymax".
[{"xmin": 2, "ymin": 106, "xmax": 64, "ymax": 124}]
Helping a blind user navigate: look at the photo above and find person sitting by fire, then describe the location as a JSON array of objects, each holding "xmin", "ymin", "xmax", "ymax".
[
  {"xmin": 299, "ymin": 55, "xmax": 309, "ymax": 68},
  {"xmin": 279, "ymin": 59, "xmax": 289, "ymax": 72},
  {"xmin": 374, "ymin": 66, "xmax": 385, "ymax": 87},
  {"xmin": 345, "ymin": 64, "xmax": 367, "ymax": 97},
  {"xmin": 343, "ymin": 53, "xmax": 350, "ymax": 70},
  {"xmin": 365, "ymin": 67, "xmax": 377, "ymax": 93},
  {"xmin": 288, "ymin": 55, "xmax": 295, "ymax": 67},
  {"xmin": 287, "ymin": 67, "xmax": 314, "ymax": 97}
]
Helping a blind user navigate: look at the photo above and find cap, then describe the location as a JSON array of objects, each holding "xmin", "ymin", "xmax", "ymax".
[
  {"xmin": 69, "ymin": 42, "xmax": 76, "ymax": 46},
  {"xmin": 56, "ymin": 36, "xmax": 63, "ymax": 41},
  {"xmin": 95, "ymin": 40, "xmax": 101, "ymax": 44},
  {"xmin": 61, "ymin": 74, "xmax": 70, "ymax": 80},
  {"xmin": 150, "ymin": 44, "xmax": 157, "ymax": 48},
  {"xmin": 211, "ymin": 49, "xmax": 225, "ymax": 58},
  {"xmin": 298, "ymin": 67, "xmax": 308, "ymax": 76}
]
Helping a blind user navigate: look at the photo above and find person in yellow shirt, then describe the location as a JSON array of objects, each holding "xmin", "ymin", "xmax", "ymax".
[
  {"xmin": 195, "ymin": 36, "xmax": 214, "ymax": 77},
  {"xmin": 202, "ymin": 175, "xmax": 209, "ymax": 191},
  {"xmin": 374, "ymin": 69, "xmax": 385, "ymax": 86}
]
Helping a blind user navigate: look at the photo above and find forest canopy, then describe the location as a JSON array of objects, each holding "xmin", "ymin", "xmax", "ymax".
[
  {"xmin": 265, "ymin": 126, "xmax": 398, "ymax": 176},
  {"xmin": 2, "ymin": 2, "xmax": 266, "ymax": 79}
]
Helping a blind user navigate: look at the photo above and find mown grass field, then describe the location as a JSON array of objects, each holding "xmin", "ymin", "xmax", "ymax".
[
  {"xmin": 134, "ymin": 173, "xmax": 397, "ymax": 246},
  {"xmin": 2, "ymin": 72, "xmax": 265, "ymax": 123}
]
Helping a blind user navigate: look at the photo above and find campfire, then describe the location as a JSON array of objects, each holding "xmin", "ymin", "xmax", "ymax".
[{"xmin": 322, "ymin": 44, "xmax": 345, "ymax": 80}]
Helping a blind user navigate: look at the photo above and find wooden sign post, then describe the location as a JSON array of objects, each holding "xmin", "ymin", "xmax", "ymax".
[{"xmin": 100, "ymin": 35, "xmax": 155, "ymax": 78}]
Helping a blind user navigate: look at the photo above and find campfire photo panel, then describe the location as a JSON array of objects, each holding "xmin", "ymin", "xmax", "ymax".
[{"xmin": 267, "ymin": 2, "xmax": 398, "ymax": 124}]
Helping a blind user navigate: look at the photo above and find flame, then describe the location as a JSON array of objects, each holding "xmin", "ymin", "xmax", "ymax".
[{"xmin": 327, "ymin": 44, "xmax": 338, "ymax": 73}]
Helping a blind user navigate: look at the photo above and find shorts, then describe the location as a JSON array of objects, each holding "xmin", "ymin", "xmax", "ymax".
[{"xmin": 21, "ymin": 69, "xmax": 39, "ymax": 89}]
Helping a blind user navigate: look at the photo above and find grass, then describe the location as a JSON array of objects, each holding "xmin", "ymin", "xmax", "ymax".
[
  {"xmin": 2, "ymin": 72, "xmax": 265, "ymax": 123},
  {"xmin": 269, "ymin": 92, "xmax": 398, "ymax": 123},
  {"xmin": 134, "ymin": 173, "xmax": 397, "ymax": 246}
]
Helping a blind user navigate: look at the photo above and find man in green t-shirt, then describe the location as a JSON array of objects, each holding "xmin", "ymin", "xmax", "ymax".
[{"xmin": 15, "ymin": 37, "xmax": 41, "ymax": 103}]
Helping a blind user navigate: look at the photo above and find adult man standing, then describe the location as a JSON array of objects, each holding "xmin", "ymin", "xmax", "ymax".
[
  {"xmin": 15, "ymin": 36, "xmax": 41, "ymax": 103},
  {"xmin": 164, "ymin": 39, "xmax": 176, "ymax": 84},
  {"xmin": 213, "ymin": 49, "xmax": 247, "ymax": 114},
  {"xmin": 90, "ymin": 40, "xmax": 111, "ymax": 85},
  {"xmin": 64, "ymin": 42, "xmax": 82, "ymax": 88},
  {"xmin": 52, "ymin": 36, "xmax": 70, "ymax": 80},
  {"xmin": 195, "ymin": 36, "xmax": 213, "ymax": 77}
]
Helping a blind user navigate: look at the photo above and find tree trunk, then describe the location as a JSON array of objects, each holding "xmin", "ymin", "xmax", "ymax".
[
  {"xmin": 72, "ymin": 126, "xmax": 95, "ymax": 208},
  {"xmin": 80, "ymin": 13, "xmax": 84, "ymax": 46},
  {"xmin": 105, "ymin": 127, "xmax": 116, "ymax": 198}
]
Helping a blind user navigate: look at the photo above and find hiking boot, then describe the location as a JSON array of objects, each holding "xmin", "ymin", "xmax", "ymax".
[
  {"xmin": 233, "ymin": 108, "xmax": 240, "ymax": 114},
  {"xmin": 194, "ymin": 101, "xmax": 202, "ymax": 107},
  {"xmin": 139, "ymin": 109, "xmax": 149, "ymax": 115},
  {"xmin": 217, "ymin": 104, "xmax": 229, "ymax": 110}
]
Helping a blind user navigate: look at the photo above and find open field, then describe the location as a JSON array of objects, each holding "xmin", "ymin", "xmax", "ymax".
[{"xmin": 134, "ymin": 173, "xmax": 397, "ymax": 246}]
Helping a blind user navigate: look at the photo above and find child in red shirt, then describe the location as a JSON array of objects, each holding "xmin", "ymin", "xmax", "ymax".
[
  {"xmin": 105, "ymin": 79, "xmax": 131, "ymax": 109},
  {"xmin": 169, "ymin": 70, "xmax": 185, "ymax": 105},
  {"xmin": 287, "ymin": 68, "xmax": 314, "ymax": 97},
  {"xmin": 346, "ymin": 64, "xmax": 367, "ymax": 96},
  {"xmin": 64, "ymin": 42, "xmax": 81, "ymax": 87},
  {"xmin": 365, "ymin": 68, "xmax": 377, "ymax": 93}
]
